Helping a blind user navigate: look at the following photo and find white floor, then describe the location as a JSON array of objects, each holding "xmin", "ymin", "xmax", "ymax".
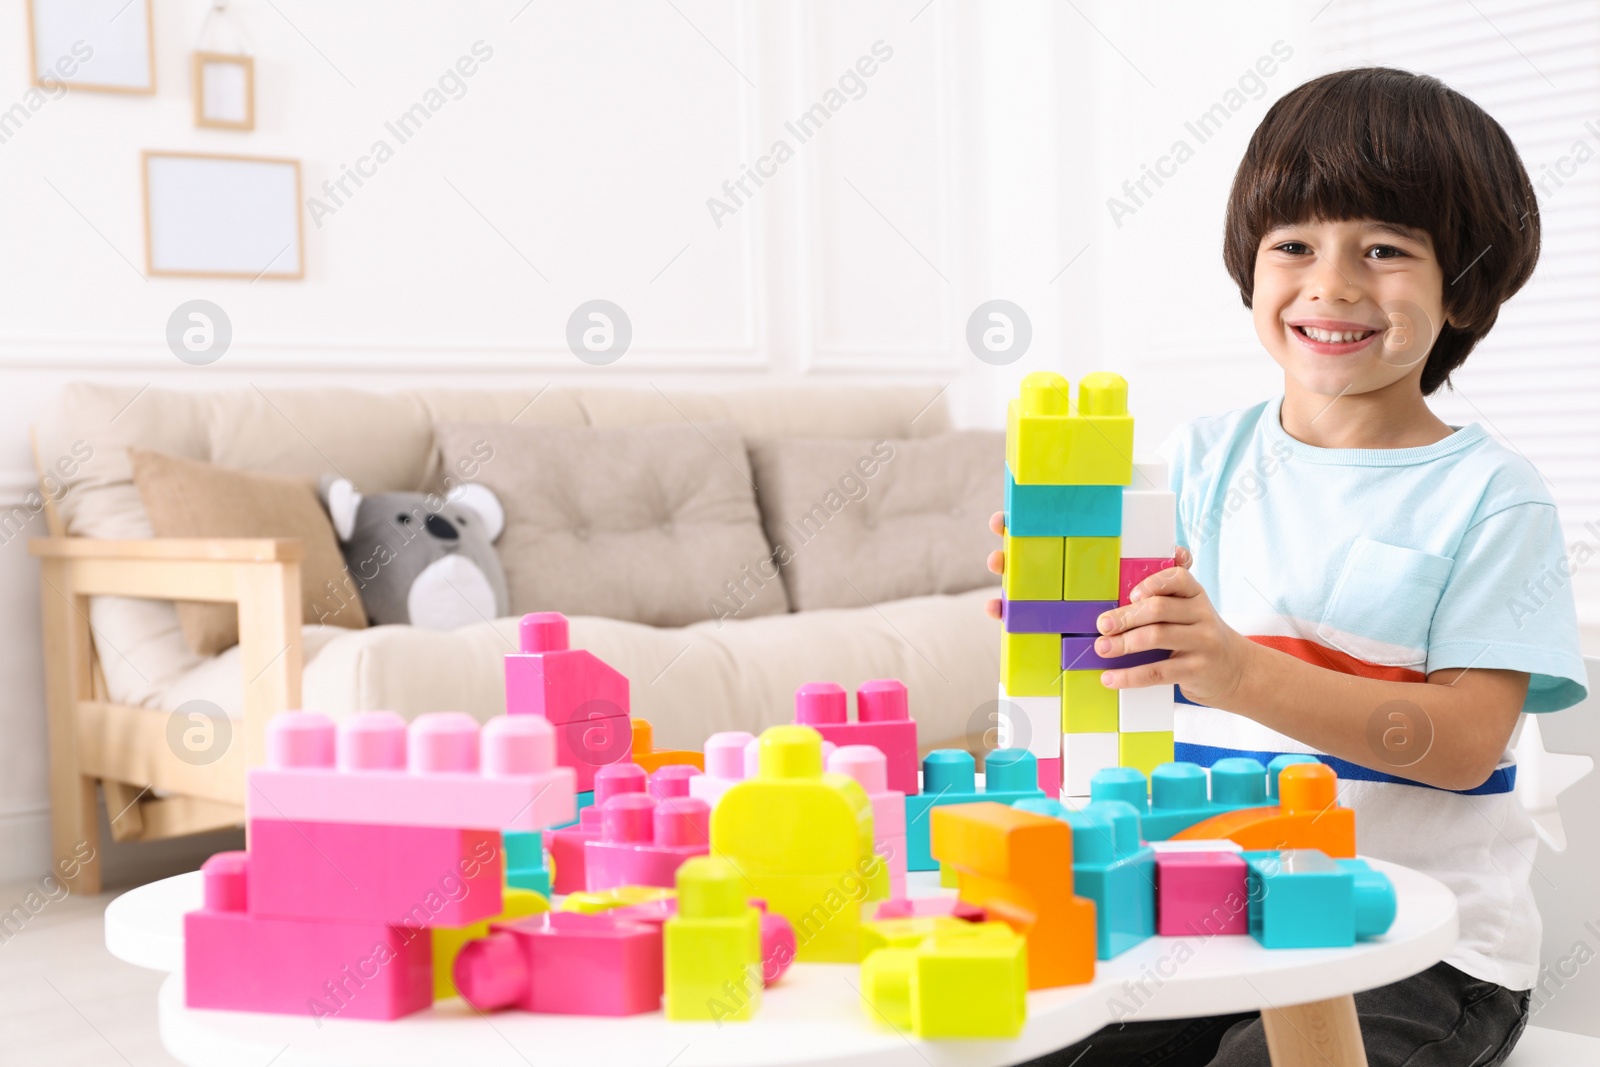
[{"xmin": 0, "ymin": 876, "xmax": 180, "ymax": 1066}]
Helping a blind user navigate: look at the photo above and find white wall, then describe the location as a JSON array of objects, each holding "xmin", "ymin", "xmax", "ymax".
[{"xmin": 2, "ymin": 0, "xmax": 1592, "ymax": 881}]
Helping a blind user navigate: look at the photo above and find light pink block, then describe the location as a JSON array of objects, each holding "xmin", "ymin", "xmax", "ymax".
[
  {"xmin": 249, "ymin": 818, "xmax": 501, "ymax": 927},
  {"xmin": 546, "ymin": 763, "xmax": 648, "ymax": 894},
  {"xmin": 454, "ymin": 910, "xmax": 663, "ymax": 1015},
  {"xmin": 185, "ymin": 852, "xmax": 432, "ymax": 1020},
  {"xmin": 1036, "ymin": 755, "xmax": 1063, "ymax": 798},
  {"xmin": 248, "ymin": 711, "xmax": 576, "ymax": 832},
  {"xmin": 689, "ymin": 731, "xmax": 754, "ymax": 806},
  {"xmin": 794, "ymin": 680, "xmax": 920, "ymax": 795},
  {"xmin": 826, "ymin": 745, "xmax": 907, "ymax": 895},
  {"xmin": 583, "ymin": 794, "xmax": 710, "ymax": 891},
  {"xmin": 1155, "ymin": 850, "xmax": 1249, "ymax": 936}
]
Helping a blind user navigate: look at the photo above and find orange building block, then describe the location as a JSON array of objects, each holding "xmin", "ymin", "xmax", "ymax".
[
  {"xmin": 930, "ymin": 802, "xmax": 1095, "ymax": 989},
  {"xmin": 1171, "ymin": 763, "xmax": 1355, "ymax": 858},
  {"xmin": 631, "ymin": 719, "xmax": 705, "ymax": 774}
]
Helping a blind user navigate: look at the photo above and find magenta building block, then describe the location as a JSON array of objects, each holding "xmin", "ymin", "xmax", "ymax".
[
  {"xmin": 551, "ymin": 709, "xmax": 633, "ymax": 792},
  {"xmin": 791, "ymin": 679, "xmax": 921, "ymax": 795},
  {"xmin": 604, "ymin": 896, "xmax": 795, "ymax": 987},
  {"xmin": 504, "ymin": 613, "xmax": 631, "ymax": 726},
  {"xmin": 826, "ymin": 745, "xmax": 907, "ymax": 896},
  {"xmin": 185, "ymin": 852, "xmax": 432, "ymax": 1020},
  {"xmin": 546, "ymin": 763, "xmax": 648, "ymax": 894},
  {"xmin": 454, "ymin": 910, "xmax": 663, "ymax": 1016},
  {"xmin": 248, "ymin": 818, "xmax": 501, "ymax": 927},
  {"xmin": 1155, "ymin": 850, "xmax": 1250, "ymax": 936},
  {"xmin": 584, "ymin": 794, "xmax": 710, "ymax": 891},
  {"xmin": 1036, "ymin": 755, "xmax": 1062, "ymax": 799},
  {"xmin": 249, "ymin": 711, "xmax": 576, "ymax": 832},
  {"xmin": 872, "ymin": 896, "xmax": 987, "ymax": 922},
  {"xmin": 1119, "ymin": 557, "xmax": 1178, "ymax": 607},
  {"xmin": 648, "ymin": 764, "xmax": 700, "ymax": 799},
  {"xmin": 1001, "ymin": 599, "xmax": 1117, "ymax": 635},
  {"xmin": 1061, "ymin": 636, "xmax": 1171, "ymax": 671}
]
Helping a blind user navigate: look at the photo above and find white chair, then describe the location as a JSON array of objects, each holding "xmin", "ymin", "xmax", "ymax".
[{"xmin": 1503, "ymin": 656, "xmax": 1600, "ymax": 1063}]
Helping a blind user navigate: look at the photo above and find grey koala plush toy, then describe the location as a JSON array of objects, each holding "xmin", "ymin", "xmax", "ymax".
[{"xmin": 319, "ymin": 477, "xmax": 510, "ymax": 629}]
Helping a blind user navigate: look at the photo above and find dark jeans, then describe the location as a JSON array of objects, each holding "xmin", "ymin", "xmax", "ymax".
[{"xmin": 1012, "ymin": 962, "xmax": 1530, "ymax": 1067}]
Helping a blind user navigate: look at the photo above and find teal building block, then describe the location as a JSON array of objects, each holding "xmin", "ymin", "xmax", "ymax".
[
  {"xmin": 502, "ymin": 829, "xmax": 552, "ymax": 897},
  {"xmin": 1089, "ymin": 758, "xmax": 1273, "ymax": 840},
  {"xmin": 1266, "ymin": 755, "xmax": 1320, "ymax": 801},
  {"xmin": 1063, "ymin": 801, "xmax": 1155, "ymax": 958},
  {"xmin": 1243, "ymin": 849, "xmax": 1396, "ymax": 948},
  {"xmin": 1004, "ymin": 467, "xmax": 1123, "ymax": 537},
  {"xmin": 905, "ymin": 750, "xmax": 1045, "ymax": 871}
]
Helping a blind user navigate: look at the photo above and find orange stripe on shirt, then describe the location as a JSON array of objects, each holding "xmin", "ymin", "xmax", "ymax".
[{"xmin": 1247, "ymin": 634, "xmax": 1427, "ymax": 684}]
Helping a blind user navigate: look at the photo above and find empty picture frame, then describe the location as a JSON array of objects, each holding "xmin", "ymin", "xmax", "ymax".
[
  {"xmin": 143, "ymin": 152, "xmax": 304, "ymax": 280},
  {"xmin": 27, "ymin": 0, "xmax": 156, "ymax": 94},
  {"xmin": 193, "ymin": 52, "xmax": 255, "ymax": 130}
]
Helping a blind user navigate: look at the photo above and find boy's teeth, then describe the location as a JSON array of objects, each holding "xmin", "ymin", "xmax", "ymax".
[{"xmin": 1300, "ymin": 325, "xmax": 1372, "ymax": 343}]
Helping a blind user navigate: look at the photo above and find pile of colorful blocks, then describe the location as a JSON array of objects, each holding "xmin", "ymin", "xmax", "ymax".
[{"xmin": 998, "ymin": 370, "xmax": 1180, "ymax": 797}]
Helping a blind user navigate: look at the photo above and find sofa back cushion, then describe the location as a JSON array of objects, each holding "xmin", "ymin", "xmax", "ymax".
[
  {"xmin": 129, "ymin": 449, "xmax": 366, "ymax": 655},
  {"xmin": 435, "ymin": 421, "xmax": 789, "ymax": 626},
  {"xmin": 747, "ymin": 431, "xmax": 1004, "ymax": 611}
]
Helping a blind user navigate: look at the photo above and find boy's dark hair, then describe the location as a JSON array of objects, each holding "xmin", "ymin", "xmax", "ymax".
[{"xmin": 1223, "ymin": 67, "xmax": 1539, "ymax": 395}]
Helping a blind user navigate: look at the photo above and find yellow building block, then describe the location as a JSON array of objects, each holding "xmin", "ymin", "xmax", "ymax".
[
  {"xmin": 1063, "ymin": 671, "xmax": 1118, "ymax": 733},
  {"xmin": 710, "ymin": 725, "xmax": 889, "ymax": 962},
  {"xmin": 1002, "ymin": 534, "xmax": 1064, "ymax": 601},
  {"xmin": 861, "ymin": 916, "xmax": 974, "ymax": 959},
  {"xmin": 665, "ymin": 856, "xmax": 764, "ymax": 1022},
  {"xmin": 432, "ymin": 887, "xmax": 548, "ymax": 1000},
  {"xmin": 1119, "ymin": 731, "xmax": 1175, "ymax": 778},
  {"xmin": 1000, "ymin": 632, "xmax": 1062, "ymax": 696},
  {"xmin": 559, "ymin": 884, "xmax": 676, "ymax": 914},
  {"xmin": 1063, "ymin": 537, "xmax": 1121, "ymax": 600},
  {"xmin": 1005, "ymin": 371, "xmax": 1134, "ymax": 486},
  {"xmin": 859, "ymin": 921, "xmax": 1028, "ymax": 1038}
]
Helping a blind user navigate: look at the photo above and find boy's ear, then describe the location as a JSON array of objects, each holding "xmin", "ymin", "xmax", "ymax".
[
  {"xmin": 448, "ymin": 482, "xmax": 505, "ymax": 543},
  {"xmin": 320, "ymin": 475, "xmax": 362, "ymax": 542}
]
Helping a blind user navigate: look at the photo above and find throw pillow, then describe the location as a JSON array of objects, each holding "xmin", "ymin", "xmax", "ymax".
[
  {"xmin": 434, "ymin": 421, "xmax": 788, "ymax": 626},
  {"xmin": 746, "ymin": 431, "xmax": 1003, "ymax": 611},
  {"xmin": 128, "ymin": 449, "xmax": 367, "ymax": 655}
]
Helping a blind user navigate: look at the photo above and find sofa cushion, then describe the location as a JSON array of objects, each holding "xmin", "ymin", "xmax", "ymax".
[
  {"xmin": 434, "ymin": 421, "xmax": 788, "ymax": 627},
  {"xmin": 158, "ymin": 588, "xmax": 1003, "ymax": 760},
  {"xmin": 747, "ymin": 431, "xmax": 1004, "ymax": 611},
  {"xmin": 129, "ymin": 449, "xmax": 367, "ymax": 655}
]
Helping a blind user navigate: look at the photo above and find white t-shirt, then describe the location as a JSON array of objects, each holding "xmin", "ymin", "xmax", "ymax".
[{"xmin": 1164, "ymin": 398, "xmax": 1587, "ymax": 991}]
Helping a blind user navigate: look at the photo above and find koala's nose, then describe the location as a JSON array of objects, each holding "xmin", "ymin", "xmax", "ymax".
[{"xmin": 425, "ymin": 513, "xmax": 459, "ymax": 541}]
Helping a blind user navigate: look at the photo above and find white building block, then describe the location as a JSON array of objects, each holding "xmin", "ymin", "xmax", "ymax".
[
  {"xmin": 1063, "ymin": 732, "xmax": 1118, "ymax": 797},
  {"xmin": 1119, "ymin": 685, "xmax": 1177, "ymax": 732},
  {"xmin": 996, "ymin": 684, "xmax": 1061, "ymax": 758},
  {"xmin": 1120, "ymin": 487, "xmax": 1177, "ymax": 558}
]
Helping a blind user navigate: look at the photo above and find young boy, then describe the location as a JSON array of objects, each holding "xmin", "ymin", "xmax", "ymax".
[{"xmin": 988, "ymin": 67, "xmax": 1587, "ymax": 1066}]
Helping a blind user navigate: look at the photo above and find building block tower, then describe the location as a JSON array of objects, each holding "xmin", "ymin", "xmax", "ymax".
[
  {"xmin": 505, "ymin": 611, "xmax": 632, "ymax": 792},
  {"xmin": 998, "ymin": 371, "xmax": 1179, "ymax": 797}
]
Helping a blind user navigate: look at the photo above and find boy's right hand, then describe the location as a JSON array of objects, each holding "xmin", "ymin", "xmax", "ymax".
[{"xmin": 985, "ymin": 510, "xmax": 1192, "ymax": 619}]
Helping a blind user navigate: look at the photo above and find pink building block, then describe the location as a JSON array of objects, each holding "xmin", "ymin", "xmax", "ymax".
[
  {"xmin": 584, "ymin": 794, "xmax": 710, "ymax": 891},
  {"xmin": 648, "ymin": 763, "xmax": 701, "ymax": 799},
  {"xmin": 248, "ymin": 711, "xmax": 576, "ymax": 833},
  {"xmin": 453, "ymin": 910, "xmax": 663, "ymax": 1016},
  {"xmin": 1155, "ymin": 850, "xmax": 1250, "ymax": 936},
  {"xmin": 185, "ymin": 852, "xmax": 432, "ymax": 1020},
  {"xmin": 688, "ymin": 731, "xmax": 754, "ymax": 806},
  {"xmin": 1119, "ymin": 557, "xmax": 1178, "ymax": 607},
  {"xmin": 546, "ymin": 763, "xmax": 646, "ymax": 894},
  {"xmin": 249, "ymin": 818, "xmax": 501, "ymax": 927},
  {"xmin": 504, "ymin": 612, "xmax": 633, "ymax": 791},
  {"xmin": 826, "ymin": 745, "xmax": 907, "ymax": 898},
  {"xmin": 872, "ymin": 896, "xmax": 986, "ymax": 922},
  {"xmin": 794, "ymin": 680, "xmax": 920, "ymax": 795},
  {"xmin": 1036, "ymin": 755, "xmax": 1063, "ymax": 798}
]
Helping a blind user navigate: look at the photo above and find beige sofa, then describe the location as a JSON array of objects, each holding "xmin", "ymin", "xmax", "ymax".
[{"xmin": 31, "ymin": 382, "xmax": 1001, "ymax": 891}]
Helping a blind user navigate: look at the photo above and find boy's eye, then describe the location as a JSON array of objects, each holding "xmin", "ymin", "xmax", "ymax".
[
  {"xmin": 1272, "ymin": 241, "xmax": 1310, "ymax": 255},
  {"xmin": 1368, "ymin": 244, "xmax": 1407, "ymax": 259}
]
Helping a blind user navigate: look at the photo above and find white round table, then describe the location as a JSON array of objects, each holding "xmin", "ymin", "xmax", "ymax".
[{"xmin": 107, "ymin": 860, "xmax": 1456, "ymax": 1067}]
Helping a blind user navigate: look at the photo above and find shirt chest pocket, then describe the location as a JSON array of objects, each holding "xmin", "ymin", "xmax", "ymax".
[{"xmin": 1316, "ymin": 537, "xmax": 1453, "ymax": 668}]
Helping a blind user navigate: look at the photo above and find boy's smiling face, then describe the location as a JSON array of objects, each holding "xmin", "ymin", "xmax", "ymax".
[{"xmin": 1253, "ymin": 217, "xmax": 1451, "ymax": 401}]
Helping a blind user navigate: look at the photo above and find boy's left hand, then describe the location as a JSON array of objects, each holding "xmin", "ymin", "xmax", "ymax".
[{"xmin": 1095, "ymin": 560, "xmax": 1259, "ymax": 709}]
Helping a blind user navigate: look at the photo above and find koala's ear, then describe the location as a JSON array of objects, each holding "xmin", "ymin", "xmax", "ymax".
[
  {"xmin": 449, "ymin": 482, "xmax": 505, "ymax": 543},
  {"xmin": 320, "ymin": 475, "xmax": 362, "ymax": 542}
]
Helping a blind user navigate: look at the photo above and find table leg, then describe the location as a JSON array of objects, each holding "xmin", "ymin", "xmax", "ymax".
[{"xmin": 1261, "ymin": 993, "xmax": 1368, "ymax": 1067}]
